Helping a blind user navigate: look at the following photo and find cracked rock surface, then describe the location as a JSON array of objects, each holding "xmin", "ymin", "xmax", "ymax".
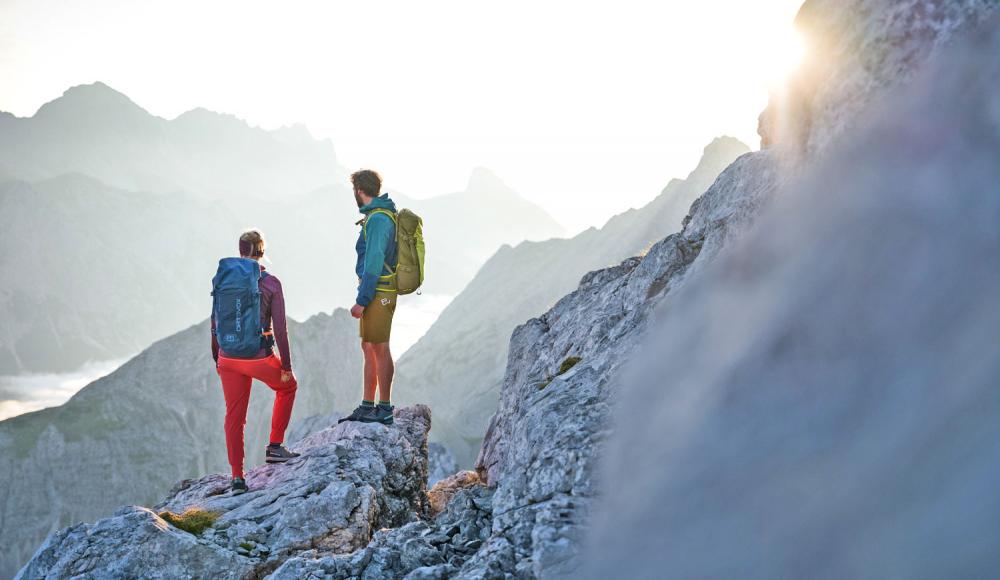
[
  {"xmin": 17, "ymin": 406, "xmax": 431, "ymax": 579},
  {"xmin": 270, "ymin": 484, "xmax": 494, "ymax": 579}
]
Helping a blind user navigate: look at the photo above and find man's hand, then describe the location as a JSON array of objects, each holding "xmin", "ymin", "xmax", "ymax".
[
  {"xmin": 281, "ymin": 370, "xmax": 296, "ymax": 383},
  {"xmin": 350, "ymin": 304, "xmax": 365, "ymax": 319}
]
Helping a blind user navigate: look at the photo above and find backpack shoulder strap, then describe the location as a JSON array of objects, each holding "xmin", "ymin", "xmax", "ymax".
[
  {"xmin": 362, "ymin": 209, "xmax": 399, "ymax": 275},
  {"xmin": 363, "ymin": 209, "xmax": 398, "ymax": 238}
]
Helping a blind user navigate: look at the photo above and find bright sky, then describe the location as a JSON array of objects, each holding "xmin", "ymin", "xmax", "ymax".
[{"xmin": 0, "ymin": 0, "xmax": 804, "ymax": 234}]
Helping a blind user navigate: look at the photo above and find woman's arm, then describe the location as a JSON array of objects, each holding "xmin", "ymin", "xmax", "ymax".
[
  {"xmin": 270, "ymin": 277, "xmax": 293, "ymax": 372},
  {"xmin": 211, "ymin": 312, "xmax": 219, "ymax": 363}
]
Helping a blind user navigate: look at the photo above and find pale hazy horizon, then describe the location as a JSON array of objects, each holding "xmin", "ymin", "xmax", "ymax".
[{"xmin": 0, "ymin": 0, "xmax": 804, "ymax": 233}]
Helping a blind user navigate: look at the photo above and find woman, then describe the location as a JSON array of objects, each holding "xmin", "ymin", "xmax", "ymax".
[{"xmin": 211, "ymin": 229, "xmax": 299, "ymax": 495}]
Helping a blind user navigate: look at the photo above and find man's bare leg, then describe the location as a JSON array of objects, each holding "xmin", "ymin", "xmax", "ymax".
[
  {"xmin": 371, "ymin": 342, "xmax": 394, "ymax": 402},
  {"xmin": 362, "ymin": 342, "xmax": 378, "ymax": 402}
]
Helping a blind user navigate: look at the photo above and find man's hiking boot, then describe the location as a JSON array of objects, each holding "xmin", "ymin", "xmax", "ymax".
[
  {"xmin": 338, "ymin": 404, "xmax": 376, "ymax": 424},
  {"xmin": 265, "ymin": 444, "xmax": 300, "ymax": 464},
  {"xmin": 368, "ymin": 404, "xmax": 394, "ymax": 425},
  {"xmin": 232, "ymin": 477, "xmax": 248, "ymax": 495}
]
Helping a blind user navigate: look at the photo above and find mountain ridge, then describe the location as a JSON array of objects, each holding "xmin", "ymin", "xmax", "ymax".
[{"xmin": 393, "ymin": 134, "xmax": 749, "ymax": 466}]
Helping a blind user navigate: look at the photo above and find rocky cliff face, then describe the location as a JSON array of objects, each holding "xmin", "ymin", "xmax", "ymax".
[
  {"xmin": 0, "ymin": 310, "xmax": 362, "ymax": 579},
  {"xmin": 467, "ymin": 1, "xmax": 999, "ymax": 577},
  {"xmin": 394, "ymin": 136, "xmax": 749, "ymax": 467},
  {"xmin": 18, "ymin": 406, "xmax": 432, "ymax": 579},
  {"xmin": 470, "ymin": 145, "xmax": 782, "ymax": 577},
  {"xmin": 586, "ymin": 11, "xmax": 1000, "ymax": 579}
]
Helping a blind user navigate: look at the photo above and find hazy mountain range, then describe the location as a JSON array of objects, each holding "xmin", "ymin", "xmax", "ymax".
[
  {"xmin": 395, "ymin": 136, "xmax": 750, "ymax": 466},
  {"xmin": 0, "ymin": 82, "xmax": 345, "ymax": 199},
  {"xmin": 0, "ymin": 83, "xmax": 564, "ymax": 374}
]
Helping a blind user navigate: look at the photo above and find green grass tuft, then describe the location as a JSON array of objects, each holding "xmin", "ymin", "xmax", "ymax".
[
  {"xmin": 538, "ymin": 357, "xmax": 583, "ymax": 390},
  {"xmin": 159, "ymin": 508, "xmax": 221, "ymax": 535},
  {"xmin": 557, "ymin": 356, "xmax": 582, "ymax": 375}
]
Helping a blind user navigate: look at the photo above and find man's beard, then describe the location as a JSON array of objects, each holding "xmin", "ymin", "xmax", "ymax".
[{"xmin": 354, "ymin": 192, "xmax": 365, "ymax": 208}]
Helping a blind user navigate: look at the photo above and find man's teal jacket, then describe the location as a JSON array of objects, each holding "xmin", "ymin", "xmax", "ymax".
[{"xmin": 355, "ymin": 194, "xmax": 398, "ymax": 307}]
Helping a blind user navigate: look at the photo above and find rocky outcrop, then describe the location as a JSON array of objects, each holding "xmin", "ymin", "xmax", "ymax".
[
  {"xmin": 456, "ymin": 1, "xmax": 998, "ymax": 577},
  {"xmin": 17, "ymin": 406, "xmax": 432, "ymax": 579},
  {"xmin": 287, "ymin": 415, "xmax": 460, "ymax": 488},
  {"xmin": 395, "ymin": 136, "xmax": 749, "ymax": 467},
  {"xmin": 586, "ymin": 12, "xmax": 1000, "ymax": 579},
  {"xmin": 427, "ymin": 471, "xmax": 483, "ymax": 517},
  {"xmin": 271, "ymin": 481, "xmax": 494, "ymax": 579},
  {"xmin": 0, "ymin": 310, "xmax": 362, "ymax": 579},
  {"xmin": 468, "ymin": 147, "xmax": 781, "ymax": 577}
]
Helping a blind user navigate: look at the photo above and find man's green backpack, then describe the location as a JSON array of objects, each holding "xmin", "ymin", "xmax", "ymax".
[{"xmin": 366, "ymin": 208, "xmax": 425, "ymax": 295}]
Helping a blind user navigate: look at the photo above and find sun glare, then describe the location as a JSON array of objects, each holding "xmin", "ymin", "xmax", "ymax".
[{"xmin": 762, "ymin": 26, "xmax": 807, "ymax": 90}]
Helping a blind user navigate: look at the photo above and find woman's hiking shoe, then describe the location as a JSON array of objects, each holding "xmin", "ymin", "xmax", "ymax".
[
  {"xmin": 265, "ymin": 444, "xmax": 300, "ymax": 464},
  {"xmin": 232, "ymin": 477, "xmax": 248, "ymax": 495},
  {"xmin": 368, "ymin": 404, "xmax": 394, "ymax": 425},
  {"xmin": 338, "ymin": 404, "xmax": 376, "ymax": 423}
]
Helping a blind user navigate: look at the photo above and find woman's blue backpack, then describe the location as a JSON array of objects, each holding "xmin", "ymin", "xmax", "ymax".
[{"xmin": 211, "ymin": 258, "xmax": 268, "ymax": 357}]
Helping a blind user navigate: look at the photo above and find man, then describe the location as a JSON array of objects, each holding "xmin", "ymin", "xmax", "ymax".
[{"xmin": 340, "ymin": 169, "xmax": 398, "ymax": 425}]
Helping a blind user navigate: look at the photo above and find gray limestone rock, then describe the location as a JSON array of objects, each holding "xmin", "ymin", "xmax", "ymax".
[
  {"xmin": 394, "ymin": 136, "xmax": 749, "ymax": 468},
  {"xmin": 268, "ymin": 484, "xmax": 494, "ymax": 580},
  {"xmin": 464, "ymin": 1, "xmax": 998, "ymax": 577},
  {"xmin": 17, "ymin": 405, "xmax": 431, "ymax": 579},
  {"xmin": 586, "ymin": 11, "xmax": 1000, "ymax": 580}
]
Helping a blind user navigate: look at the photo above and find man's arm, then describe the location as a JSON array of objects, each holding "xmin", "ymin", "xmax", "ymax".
[{"xmin": 356, "ymin": 214, "xmax": 393, "ymax": 307}]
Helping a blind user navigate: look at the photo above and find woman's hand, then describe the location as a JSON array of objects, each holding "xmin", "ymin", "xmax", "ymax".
[{"xmin": 281, "ymin": 370, "xmax": 296, "ymax": 383}]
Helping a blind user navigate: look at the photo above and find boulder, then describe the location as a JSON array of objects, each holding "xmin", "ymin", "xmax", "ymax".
[{"xmin": 18, "ymin": 406, "xmax": 431, "ymax": 579}]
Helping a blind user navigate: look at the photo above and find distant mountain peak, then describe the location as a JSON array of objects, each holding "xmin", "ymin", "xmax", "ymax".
[
  {"xmin": 703, "ymin": 135, "xmax": 750, "ymax": 157},
  {"xmin": 466, "ymin": 167, "xmax": 512, "ymax": 195},
  {"xmin": 35, "ymin": 81, "xmax": 148, "ymax": 119},
  {"xmin": 688, "ymin": 135, "xmax": 751, "ymax": 180},
  {"xmin": 175, "ymin": 106, "xmax": 232, "ymax": 120}
]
